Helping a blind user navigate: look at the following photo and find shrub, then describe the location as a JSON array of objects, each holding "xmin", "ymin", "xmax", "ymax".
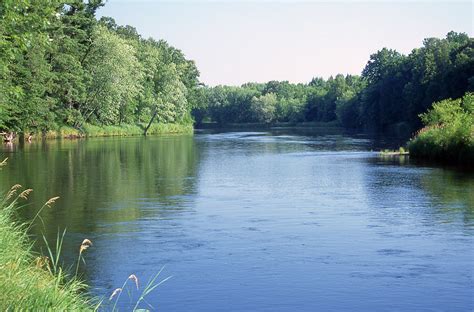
[{"xmin": 408, "ymin": 93, "xmax": 474, "ymax": 165}]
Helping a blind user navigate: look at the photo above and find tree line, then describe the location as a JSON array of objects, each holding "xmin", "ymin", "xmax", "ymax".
[
  {"xmin": 0, "ymin": 0, "xmax": 199, "ymax": 136},
  {"xmin": 194, "ymin": 32, "xmax": 473, "ymax": 134},
  {"xmin": 1, "ymin": 1, "xmax": 472, "ymax": 138}
]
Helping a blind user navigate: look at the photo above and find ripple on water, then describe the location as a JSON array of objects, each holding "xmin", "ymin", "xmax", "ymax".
[{"xmin": 376, "ymin": 249, "xmax": 411, "ymax": 256}]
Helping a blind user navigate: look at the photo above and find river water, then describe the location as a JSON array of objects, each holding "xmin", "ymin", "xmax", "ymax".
[{"xmin": 0, "ymin": 129, "xmax": 473, "ymax": 311}]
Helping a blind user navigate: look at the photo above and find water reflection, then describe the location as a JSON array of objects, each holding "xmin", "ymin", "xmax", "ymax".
[
  {"xmin": 421, "ymin": 169, "xmax": 474, "ymax": 225},
  {"xmin": 0, "ymin": 136, "xmax": 199, "ymax": 261}
]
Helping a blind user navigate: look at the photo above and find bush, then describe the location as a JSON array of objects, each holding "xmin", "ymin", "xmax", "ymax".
[{"xmin": 408, "ymin": 93, "xmax": 474, "ymax": 165}]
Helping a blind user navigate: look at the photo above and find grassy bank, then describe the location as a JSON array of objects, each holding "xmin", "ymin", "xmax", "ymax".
[
  {"xmin": 0, "ymin": 188, "xmax": 93, "ymax": 310},
  {"xmin": 35, "ymin": 122, "xmax": 193, "ymax": 140},
  {"xmin": 408, "ymin": 93, "xmax": 474, "ymax": 166}
]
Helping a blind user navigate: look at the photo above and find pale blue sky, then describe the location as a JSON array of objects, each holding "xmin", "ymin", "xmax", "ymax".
[{"xmin": 98, "ymin": 1, "xmax": 473, "ymax": 86}]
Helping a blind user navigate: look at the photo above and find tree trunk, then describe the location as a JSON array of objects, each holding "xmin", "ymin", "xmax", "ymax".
[{"xmin": 144, "ymin": 110, "xmax": 158, "ymax": 136}]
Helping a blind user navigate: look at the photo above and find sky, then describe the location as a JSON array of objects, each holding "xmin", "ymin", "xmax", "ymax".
[{"xmin": 97, "ymin": 1, "xmax": 473, "ymax": 86}]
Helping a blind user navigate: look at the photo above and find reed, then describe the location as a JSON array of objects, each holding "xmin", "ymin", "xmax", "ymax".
[
  {"xmin": 0, "ymin": 188, "xmax": 92, "ymax": 310},
  {"xmin": 0, "ymin": 180, "xmax": 171, "ymax": 310}
]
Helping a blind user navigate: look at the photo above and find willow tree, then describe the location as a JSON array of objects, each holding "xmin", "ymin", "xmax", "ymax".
[
  {"xmin": 137, "ymin": 40, "xmax": 188, "ymax": 135},
  {"xmin": 81, "ymin": 25, "xmax": 143, "ymax": 126},
  {"xmin": 250, "ymin": 92, "xmax": 277, "ymax": 123}
]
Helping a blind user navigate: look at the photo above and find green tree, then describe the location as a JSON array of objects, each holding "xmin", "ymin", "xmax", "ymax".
[
  {"xmin": 250, "ymin": 93, "xmax": 277, "ymax": 123},
  {"xmin": 0, "ymin": 0, "xmax": 57, "ymax": 131},
  {"xmin": 81, "ymin": 25, "xmax": 143, "ymax": 126}
]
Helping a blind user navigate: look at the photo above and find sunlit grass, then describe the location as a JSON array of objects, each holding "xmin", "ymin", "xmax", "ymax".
[
  {"xmin": 29, "ymin": 123, "xmax": 193, "ymax": 140},
  {"xmin": 379, "ymin": 147, "xmax": 409, "ymax": 156}
]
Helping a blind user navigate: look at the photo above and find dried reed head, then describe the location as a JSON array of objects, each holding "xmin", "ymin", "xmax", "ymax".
[
  {"xmin": 129, "ymin": 274, "xmax": 139, "ymax": 289},
  {"xmin": 44, "ymin": 196, "xmax": 60, "ymax": 208},
  {"xmin": 79, "ymin": 238, "xmax": 93, "ymax": 255},
  {"xmin": 109, "ymin": 288, "xmax": 122, "ymax": 300},
  {"xmin": 19, "ymin": 189, "xmax": 33, "ymax": 200},
  {"xmin": 6, "ymin": 184, "xmax": 22, "ymax": 200},
  {"xmin": 79, "ymin": 244, "xmax": 89, "ymax": 254},
  {"xmin": 81, "ymin": 239, "xmax": 92, "ymax": 246}
]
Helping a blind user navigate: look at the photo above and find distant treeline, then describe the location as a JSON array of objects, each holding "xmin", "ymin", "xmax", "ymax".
[
  {"xmin": 193, "ymin": 32, "xmax": 473, "ymax": 134},
  {"xmin": 0, "ymin": 0, "xmax": 200, "ymax": 134},
  {"xmin": 1, "ymin": 1, "xmax": 472, "ymax": 137}
]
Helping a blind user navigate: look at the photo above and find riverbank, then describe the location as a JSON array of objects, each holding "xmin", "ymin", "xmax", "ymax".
[
  {"xmin": 0, "ymin": 188, "xmax": 93, "ymax": 310},
  {"xmin": 7, "ymin": 123, "xmax": 193, "ymax": 141},
  {"xmin": 408, "ymin": 128, "xmax": 474, "ymax": 166},
  {"xmin": 407, "ymin": 93, "xmax": 473, "ymax": 167}
]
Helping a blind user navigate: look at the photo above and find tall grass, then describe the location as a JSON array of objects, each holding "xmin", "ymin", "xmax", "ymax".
[
  {"xmin": 0, "ymin": 186, "xmax": 93, "ymax": 310},
  {"xmin": 0, "ymin": 161, "xmax": 171, "ymax": 310},
  {"xmin": 31, "ymin": 122, "xmax": 193, "ymax": 140}
]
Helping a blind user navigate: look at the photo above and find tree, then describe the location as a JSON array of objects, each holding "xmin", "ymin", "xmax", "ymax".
[
  {"xmin": 81, "ymin": 25, "xmax": 143, "ymax": 126},
  {"xmin": 250, "ymin": 93, "xmax": 277, "ymax": 123},
  {"xmin": 137, "ymin": 40, "xmax": 189, "ymax": 134},
  {"xmin": 0, "ymin": 0, "xmax": 57, "ymax": 132}
]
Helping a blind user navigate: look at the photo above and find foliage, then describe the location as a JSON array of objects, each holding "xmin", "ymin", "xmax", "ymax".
[
  {"xmin": 408, "ymin": 93, "xmax": 474, "ymax": 165},
  {"xmin": 0, "ymin": 1, "xmax": 472, "ymax": 150},
  {"xmin": 0, "ymin": 2, "xmax": 198, "ymax": 134},
  {"xmin": 194, "ymin": 32, "xmax": 473, "ymax": 137},
  {"xmin": 250, "ymin": 92, "xmax": 277, "ymax": 123},
  {"xmin": 82, "ymin": 25, "xmax": 143, "ymax": 126}
]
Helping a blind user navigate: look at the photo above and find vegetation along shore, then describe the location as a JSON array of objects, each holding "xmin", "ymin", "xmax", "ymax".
[
  {"xmin": 0, "ymin": 160, "xmax": 170, "ymax": 310},
  {"xmin": 0, "ymin": 180, "xmax": 93, "ymax": 310},
  {"xmin": 408, "ymin": 93, "xmax": 474, "ymax": 166},
  {"xmin": 1, "ymin": 0, "xmax": 472, "ymax": 166}
]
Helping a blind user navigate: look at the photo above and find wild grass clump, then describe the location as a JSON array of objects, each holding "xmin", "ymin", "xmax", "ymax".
[
  {"xmin": 80, "ymin": 122, "xmax": 192, "ymax": 138},
  {"xmin": 0, "ymin": 187, "xmax": 93, "ymax": 310},
  {"xmin": 408, "ymin": 93, "xmax": 474, "ymax": 166},
  {"xmin": 0, "ymin": 162, "xmax": 171, "ymax": 310},
  {"xmin": 380, "ymin": 147, "xmax": 409, "ymax": 156},
  {"xmin": 24, "ymin": 123, "xmax": 192, "ymax": 140},
  {"xmin": 144, "ymin": 122, "xmax": 193, "ymax": 135},
  {"xmin": 82, "ymin": 124, "xmax": 142, "ymax": 137}
]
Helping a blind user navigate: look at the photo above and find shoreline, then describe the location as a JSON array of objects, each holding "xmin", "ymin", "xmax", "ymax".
[{"xmin": 3, "ymin": 123, "xmax": 194, "ymax": 142}]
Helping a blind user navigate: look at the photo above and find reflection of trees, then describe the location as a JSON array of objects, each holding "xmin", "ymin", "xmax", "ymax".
[
  {"xmin": 362, "ymin": 161, "xmax": 474, "ymax": 227},
  {"xmin": 0, "ymin": 135, "xmax": 200, "ymax": 241},
  {"xmin": 199, "ymin": 128, "xmax": 381, "ymax": 156},
  {"xmin": 420, "ymin": 170, "xmax": 474, "ymax": 224}
]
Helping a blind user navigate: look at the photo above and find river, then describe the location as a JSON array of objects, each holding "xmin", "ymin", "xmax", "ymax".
[{"xmin": 1, "ymin": 128, "xmax": 473, "ymax": 311}]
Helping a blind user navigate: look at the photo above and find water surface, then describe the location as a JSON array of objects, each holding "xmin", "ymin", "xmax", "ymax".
[{"xmin": 1, "ymin": 129, "xmax": 473, "ymax": 311}]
